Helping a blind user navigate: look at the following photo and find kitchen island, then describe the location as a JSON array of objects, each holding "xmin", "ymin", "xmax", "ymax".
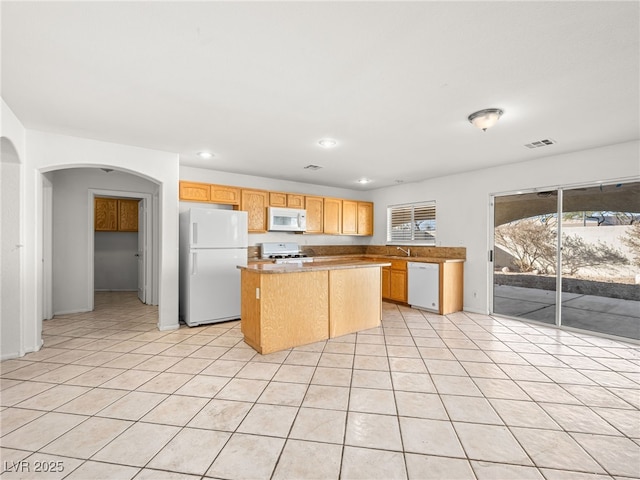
[{"xmin": 237, "ymin": 260, "xmax": 391, "ymax": 354}]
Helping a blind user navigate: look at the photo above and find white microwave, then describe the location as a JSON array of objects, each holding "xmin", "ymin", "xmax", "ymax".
[{"xmin": 268, "ymin": 207, "xmax": 307, "ymax": 232}]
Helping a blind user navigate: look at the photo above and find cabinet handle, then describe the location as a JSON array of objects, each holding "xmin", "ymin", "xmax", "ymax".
[{"xmin": 192, "ymin": 252, "xmax": 197, "ymax": 275}]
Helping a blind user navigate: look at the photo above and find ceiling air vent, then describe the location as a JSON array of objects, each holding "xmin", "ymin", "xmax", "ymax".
[
  {"xmin": 303, "ymin": 164, "xmax": 323, "ymax": 170},
  {"xmin": 524, "ymin": 138, "xmax": 556, "ymax": 149}
]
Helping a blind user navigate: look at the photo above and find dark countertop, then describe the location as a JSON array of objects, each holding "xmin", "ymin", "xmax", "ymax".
[{"xmin": 238, "ymin": 259, "xmax": 392, "ymax": 274}]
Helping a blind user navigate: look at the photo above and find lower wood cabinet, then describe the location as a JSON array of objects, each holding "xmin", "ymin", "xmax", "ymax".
[
  {"xmin": 240, "ymin": 265, "xmax": 383, "ymax": 354},
  {"xmin": 379, "ymin": 258, "xmax": 406, "ymax": 304}
]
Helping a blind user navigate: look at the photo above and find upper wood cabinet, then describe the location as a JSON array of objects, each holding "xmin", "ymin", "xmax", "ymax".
[
  {"xmin": 342, "ymin": 200, "xmax": 373, "ymax": 236},
  {"xmin": 210, "ymin": 184, "xmax": 240, "ymax": 205},
  {"xmin": 179, "ymin": 179, "xmax": 373, "ymax": 236},
  {"xmin": 269, "ymin": 192, "xmax": 287, "ymax": 207},
  {"xmin": 95, "ymin": 197, "xmax": 138, "ymax": 232},
  {"xmin": 287, "ymin": 194, "xmax": 305, "ymax": 209},
  {"xmin": 270, "ymin": 192, "xmax": 305, "ymax": 209},
  {"xmin": 305, "ymin": 196, "xmax": 324, "ymax": 234},
  {"xmin": 118, "ymin": 199, "xmax": 139, "ymax": 232},
  {"xmin": 95, "ymin": 198, "xmax": 118, "ymax": 231},
  {"xmin": 357, "ymin": 202, "xmax": 374, "ymax": 235},
  {"xmin": 342, "ymin": 200, "xmax": 358, "ymax": 235},
  {"xmin": 241, "ymin": 189, "xmax": 269, "ymax": 233},
  {"xmin": 179, "ymin": 181, "xmax": 210, "ymax": 202},
  {"xmin": 323, "ymin": 198, "xmax": 342, "ymax": 235}
]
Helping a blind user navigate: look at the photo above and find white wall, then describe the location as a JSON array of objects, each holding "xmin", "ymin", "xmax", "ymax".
[
  {"xmin": 26, "ymin": 131, "xmax": 180, "ymax": 331},
  {"xmin": 95, "ymin": 232, "xmax": 139, "ymax": 291},
  {"xmin": 1, "ymin": 100, "xmax": 28, "ymax": 357},
  {"xmin": 180, "ymin": 166, "xmax": 374, "ymax": 246},
  {"xmin": 50, "ymin": 168, "xmax": 156, "ymax": 313},
  {"xmin": 369, "ymin": 141, "xmax": 640, "ymax": 314}
]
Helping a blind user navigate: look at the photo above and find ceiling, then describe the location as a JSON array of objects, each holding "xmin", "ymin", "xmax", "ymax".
[{"xmin": 2, "ymin": 2, "xmax": 638, "ymax": 190}]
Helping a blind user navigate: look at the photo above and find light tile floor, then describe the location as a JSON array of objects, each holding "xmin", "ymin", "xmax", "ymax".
[{"xmin": 1, "ymin": 292, "xmax": 639, "ymax": 479}]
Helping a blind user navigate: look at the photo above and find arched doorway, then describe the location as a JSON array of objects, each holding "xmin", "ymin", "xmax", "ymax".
[
  {"xmin": 43, "ymin": 167, "xmax": 160, "ymax": 318},
  {"xmin": 1, "ymin": 137, "xmax": 22, "ymax": 359}
]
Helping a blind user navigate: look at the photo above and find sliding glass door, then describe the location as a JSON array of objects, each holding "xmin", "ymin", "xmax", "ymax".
[
  {"xmin": 493, "ymin": 191, "xmax": 558, "ymax": 325},
  {"xmin": 492, "ymin": 181, "xmax": 639, "ymax": 341}
]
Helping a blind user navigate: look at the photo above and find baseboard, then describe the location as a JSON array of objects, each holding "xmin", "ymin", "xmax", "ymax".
[
  {"xmin": 462, "ymin": 306, "xmax": 489, "ymax": 315},
  {"xmin": 94, "ymin": 289, "xmax": 138, "ymax": 292},
  {"xmin": 53, "ymin": 308, "xmax": 91, "ymax": 315}
]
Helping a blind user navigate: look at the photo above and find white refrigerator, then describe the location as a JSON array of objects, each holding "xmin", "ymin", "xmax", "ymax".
[{"xmin": 179, "ymin": 208, "xmax": 248, "ymax": 327}]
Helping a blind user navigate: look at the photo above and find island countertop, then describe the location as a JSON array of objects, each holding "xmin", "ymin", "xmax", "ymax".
[{"xmin": 238, "ymin": 259, "xmax": 392, "ymax": 274}]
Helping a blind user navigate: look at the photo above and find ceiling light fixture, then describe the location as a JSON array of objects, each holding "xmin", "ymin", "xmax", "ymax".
[
  {"xmin": 318, "ymin": 138, "xmax": 337, "ymax": 148},
  {"xmin": 197, "ymin": 151, "xmax": 214, "ymax": 159},
  {"xmin": 468, "ymin": 108, "xmax": 504, "ymax": 132},
  {"xmin": 357, "ymin": 178, "xmax": 371, "ymax": 184}
]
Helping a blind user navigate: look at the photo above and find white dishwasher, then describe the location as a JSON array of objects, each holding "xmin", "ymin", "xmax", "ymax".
[{"xmin": 408, "ymin": 262, "xmax": 440, "ymax": 312}]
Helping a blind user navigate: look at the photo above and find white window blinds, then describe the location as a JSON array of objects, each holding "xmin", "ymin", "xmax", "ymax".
[{"xmin": 387, "ymin": 201, "xmax": 436, "ymax": 245}]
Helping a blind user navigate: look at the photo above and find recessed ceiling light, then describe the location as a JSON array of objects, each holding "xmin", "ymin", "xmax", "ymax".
[
  {"xmin": 357, "ymin": 178, "xmax": 371, "ymax": 184},
  {"xmin": 197, "ymin": 151, "xmax": 214, "ymax": 159},
  {"xmin": 318, "ymin": 138, "xmax": 337, "ymax": 148}
]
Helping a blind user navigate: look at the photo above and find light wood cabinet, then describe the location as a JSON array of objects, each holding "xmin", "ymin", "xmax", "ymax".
[
  {"xmin": 118, "ymin": 199, "xmax": 139, "ymax": 232},
  {"xmin": 342, "ymin": 200, "xmax": 358, "ymax": 235},
  {"xmin": 357, "ymin": 202, "xmax": 374, "ymax": 235},
  {"xmin": 390, "ymin": 269, "xmax": 407, "ymax": 302},
  {"xmin": 95, "ymin": 198, "xmax": 118, "ymax": 231},
  {"xmin": 381, "ymin": 267, "xmax": 391, "ymax": 299},
  {"xmin": 270, "ymin": 192, "xmax": 305, "ymax": 208},
  {"xmin": 95, "ymin": 197, "xmax": 138, "ymax": 232},
  {"xmin": 269, "ymin": 192, "xmax": 287, "ymax": 207},
  {"xmin": 210, "ymin": 184, "xmax": 240, "ymax": 205},
  {"xmin": 378, "ymin": 258, "xmax": 407, "ymax": 303},
  {"xmin": 323, "ymin": 198, "xmax": 342, "ymax": 234},
  {"xmin": 287, "ymin": 194, "xmax": 305, "ymax": 209},
  {"xmin": 240, "ymin": 264, "xmax": 383, "ymax": 354},
  {"xmin": 179, "ymin": 181, "xmax": 210, "ymax": 202},
  {"xmin": 440, "ymin": 262, "xmax": 464, "ymax": 315},
  {"xmin": 241, "ymin": 270, "xmax": 330, "ymax": 354},
  {"xmin": 179, "ymin": 179, "xmax": 373, "ymax": 235},
  {"xmin": 305, "ymin": 196, "xmax": 324, "ymax": 234},
  {"xmin": 342, "ymin": 200, "xmax": 373, "ymax": 236},
  {"xmin": 241, "ymin": 189, "xmax": 269, "ymax": 233}
]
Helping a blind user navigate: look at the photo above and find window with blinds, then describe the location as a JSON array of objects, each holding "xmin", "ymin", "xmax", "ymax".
[{"xmin": 386, "ymin": 201, "xmax": 436, "ymax": 245}]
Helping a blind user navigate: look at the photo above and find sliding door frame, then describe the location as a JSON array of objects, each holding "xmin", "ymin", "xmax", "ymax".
[{"xmin": 489, "ymin": 176, "xmax": 639, "ymax": 342}]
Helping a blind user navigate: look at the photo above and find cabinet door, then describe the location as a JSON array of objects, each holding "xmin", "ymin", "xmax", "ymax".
[
  {"xmin": 305, "ymin": 196, "xmax": 324, "ymax": 234},
  {"xmin": 390, "ymin": 270, "xmax": 407, "ymax": 302},
  {"xmin": 323, "ymin": 198, "xmax": 342, "ymax": 234},
  {"xmin": 287, "ymin": 194, "xmax": 305, "ymax": 209},
  {"xmin": 118, "ymin": 199, "xmax": 139, "ymax": 232},
  {"xmin": 179, "ymin": 181, "xmax": 210, "ymax": 202},
  {"xmin": 357, "ymin": 202, "xmax": 374, "ymax": 236},
  {"xmin": 269, "ymin": 192, "xmax": 287, "ymax": 207},
  {"xmin": 210, "ymin": 185, "xmax": 240, "ymax": 205},
  {"xmin": 342, "ymin": 200, "xmax": 358, "ymax": 235},
  {"xmin": 95, "ymin": 198, "xmax": 118, "ymax": 231},
  {"xmin": 381, "ymin": 267, "xmax": 391, "ymax": 299},
  {"xmin": 241, "ymin": 190, "xmax": 268, "ymax": 233}
]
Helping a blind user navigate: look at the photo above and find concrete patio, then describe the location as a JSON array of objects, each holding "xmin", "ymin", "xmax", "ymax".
[{"xmin": 493, "ymin": 285, "xmax": 640, "ymax": 341}]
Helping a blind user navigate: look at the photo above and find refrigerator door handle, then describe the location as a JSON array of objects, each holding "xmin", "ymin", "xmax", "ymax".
[
  {"xmin": 192, "ymin": 252, "xmax": 197, "ymax": 275},
  {"xmin": 192, "ymin": 223, "xmax": 198, "ymax": 245}
]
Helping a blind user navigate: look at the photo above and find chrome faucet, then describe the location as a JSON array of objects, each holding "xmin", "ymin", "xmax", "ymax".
[{"xmin": 397, "ymin": 247, "xmax": 411, "ymax": 257}]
